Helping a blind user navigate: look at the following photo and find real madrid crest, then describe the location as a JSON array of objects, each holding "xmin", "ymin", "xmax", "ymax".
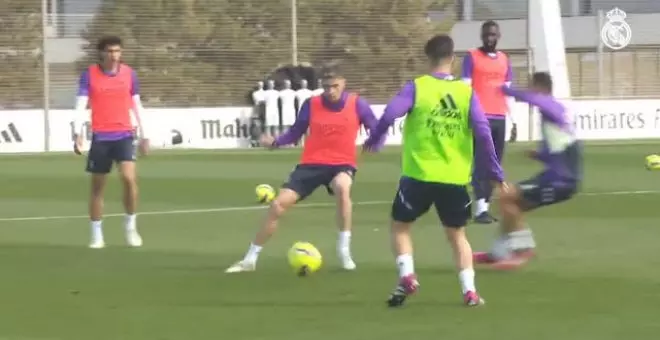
[{"xmin": 600, "ymin": 7, "xmax": 632, "ymax": 50}]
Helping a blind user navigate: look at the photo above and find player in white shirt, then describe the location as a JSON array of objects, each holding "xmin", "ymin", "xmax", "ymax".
[
  {"xmin": 263, "ymin": 80, "xmax": 280, "ymax": 134},
  {"xmin": 279, "ymin": 80, "xmax": 297, "ymax": 130},
  {"xmin": 295, "ymin": 79, "xmax": 313, "ymax": 112},
  {"xmin": 312, "ymin": 79, "xmax": 324, "ymax": 96}
]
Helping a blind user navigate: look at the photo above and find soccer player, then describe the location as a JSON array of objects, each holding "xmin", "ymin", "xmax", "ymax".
[
  {"xmin": 72, "ymin": 36, "xmax": 149, "ymax": 249},
  {"xmin": 474, "ymin": 72, "xmax": 582, "ymax": 268},
  {"xmin": 462, "ymin": 20, "xmax": 515, "ymax": 224},
  {"xmin": 225, "ymin": 65, "xmax": 378, "ymax": 273},
  {"xmin": 363, "ymin": 34, "xmax": 505, "ymax": 307}
]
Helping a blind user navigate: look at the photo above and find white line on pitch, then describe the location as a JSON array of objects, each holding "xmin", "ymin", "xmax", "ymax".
[
  {"xmin": 0, "ymin": 201, "xmax": 387, "ymax": 222},
  {"xmin": 581, "ymin": 190, "xmax": 658, "ymax": 196},
  {"xmin": 0, "ymin": 189, "xmax": 657, "ymax": 223}
]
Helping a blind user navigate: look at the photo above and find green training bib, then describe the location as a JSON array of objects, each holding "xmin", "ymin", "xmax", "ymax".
[{"xmin": 401, "ymin": 75, "xmax": 474, "ymax": 185}]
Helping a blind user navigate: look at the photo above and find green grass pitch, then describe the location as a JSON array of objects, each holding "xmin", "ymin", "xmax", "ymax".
[{"xmin": 0, "ymin": 142, "xmax": 659, "ymax": 340}]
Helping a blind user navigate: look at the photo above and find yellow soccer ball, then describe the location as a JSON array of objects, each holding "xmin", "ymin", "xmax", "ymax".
[
  {"xmin": 287, "ymin": 242, "xmax": 323, "ymax": 276},
  {"xmin": 645, "ymin": 154, "xmax": 660, "ymax": 170},
  {"xmin": 255, "ymin": 184, "xmax": 276, "ymax": 204}
]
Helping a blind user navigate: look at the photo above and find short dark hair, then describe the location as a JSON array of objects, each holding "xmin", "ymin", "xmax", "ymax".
[
  {"xmin": 424, "ymin": 34, "xmax": 454, "ymax": 62},
  {"xmin": 96, "ymin": 36, "xmax": 122, "ymax": 51},
  {"xmin": 481, "ymin": 20, "xmax": 499, "ymax": 31},
  {"xmin": 532, "ymin": 72, "xmax": 553, "ymax": 92},
  {"xmin": 319, "ymin": 63, "xmax": 344, "ymax": 80}
]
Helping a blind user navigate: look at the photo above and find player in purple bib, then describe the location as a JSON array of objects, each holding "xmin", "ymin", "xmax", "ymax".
[{"xmin": 474, "ymin": 72, "xmax": 582, "ymax": 269}]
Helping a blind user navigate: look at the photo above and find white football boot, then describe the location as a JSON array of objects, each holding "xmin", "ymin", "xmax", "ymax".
[
  {"xmin": 125, "ymin": 229, "xmax": 143, "ymax": 247},
  {"xmin": 88, "ymin": 239, "xmax": 106, "ymax": 249},
  {"xmin": 338, "ymin": 248, "xmax": 356, "ymax": 271},
  {"xmin": 225, "ymin": 260, "xmax": 256, "ymax": 273}
]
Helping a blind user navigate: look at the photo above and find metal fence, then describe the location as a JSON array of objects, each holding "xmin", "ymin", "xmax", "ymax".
[
  {"xmin": 1, "ymin": 0, "xmax": 659, "ymax": 111},
  {"xmin": 505, "ymin": 49, "xmax": 660, "ymax": 98}
]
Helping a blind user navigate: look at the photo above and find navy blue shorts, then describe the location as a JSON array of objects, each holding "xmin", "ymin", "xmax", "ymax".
[
  {"xmin": 86, "ymin": 136, "xmax": 136, "ymax": 174},
  {"xmin": 283, "ymin": 164, "xmax": 356, "ymax": 200},
  {"xmin": 391, "ymin": 177, "xmax": 471, "ymax": 228},
  {"xmin": 518, "ymin": 175, "xmax": 578, "ymax": 211}
]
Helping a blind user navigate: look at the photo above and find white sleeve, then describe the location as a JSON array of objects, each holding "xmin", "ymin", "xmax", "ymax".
[
  {"xmin": 131, "ymin": 95, "xmax": 150, "ymax": 139},
  {"xmin": 72, "ymin": 96, "xmax": 89, "ymax": 136}
]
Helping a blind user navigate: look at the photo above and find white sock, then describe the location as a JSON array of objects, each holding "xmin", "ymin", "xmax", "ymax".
[
  {"xmin": 395, "ymin": 253, "xmax": 415, "ymax": 278},
  {"xmin": 337, "ymin": 231, "xmax": 352, "ymax": 257},
  {"xmin": 490, "ymin": 235, "xmax": 512, "ymax": 260},
  {"xmin": 476, "ymin": 199, "xmax": 489, "ymax": 215},
  {"xmin": 243, "ymin": 243, "xmax": 262, "ymax": 263},
  {"xmin": 124, "ymin": 214, "xmax": 137, "ymax": 231},
  {"xmin": 91, "ymin": 220, "xmax": 103, "ymax": 240},
  {"xmin": 458, "ymin": 268, "xmax": 476, "ymax": 294},
  {"xmin": 508, "ymin": 229, "xmax": 536, "ymax": 250}
]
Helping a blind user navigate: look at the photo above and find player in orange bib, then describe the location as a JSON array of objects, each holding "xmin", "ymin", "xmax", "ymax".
[
  {"xmin": 462, "ymin": 20, "xmax": 515, "ymax": 224},
  {"xmin": 225, "ymin": 66, "xmax": 378, "ymax": 273},
  {"xmin": 72, "ymin": 36, "xmax": 150, "ymax": 249}
]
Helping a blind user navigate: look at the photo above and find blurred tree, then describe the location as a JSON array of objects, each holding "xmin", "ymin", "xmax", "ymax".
[
  {"xmin": 80, "ymin": 0, "xmax": 453, "ymax": 106},
  {"xmin": 0, "ymin": 1, "xmax": 43, "ymax": 108},
  {"xmin": 296, "ymin": 0, "xmax": 453, "ymax": 102}
]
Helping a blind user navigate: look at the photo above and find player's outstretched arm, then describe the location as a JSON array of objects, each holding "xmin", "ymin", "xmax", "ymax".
[
  {"xmin": 269, "ymin": 99, "xmax": 310, "ymax": 148},
  {"xmin": 363, "ymin": 82, "xmax": 414, "ymax": 151},
  {"xmin": 469, "ymin": 91, "xmax": 504, "ymax": 183},
  {"xmin": 356, "ymin": 97, "xmax": 378, "ymax": 134},
  {"xmin": 501, "ymin": 86, "xmax": 564, "ymax": 125},
  {"xmin": 503, "ymin": 59, "xmax": 517, "ymax": 129}
]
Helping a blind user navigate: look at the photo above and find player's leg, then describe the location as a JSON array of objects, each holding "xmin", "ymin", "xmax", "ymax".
[
  {"xmin": 386, "ymin": 177, "xmax": 433, "ymax": 307},
  {"xmin": 478, "ymin": 177, "xmax": 577, "ymax": 269},
  {"xmin": 226, "ymin": 166, "xmax": 321, "ymax": 273},
  {"xmin": 86, "ymin": 140, "xmax": 113, "ymax": 249},
  {"xmin": 328, "ymin": 167, "xmax": 357, "ymax": 270},
  {"xmin": 471, "ymin": 148, "xmax": 490, "ymax": 223},
  {"xmin": 435, "ymin": 184, "xmax": 484, "ymax": 306},
  {"xmin": 491, "ymin": 118, "xmax": 507, "ymax": 166},
  {"xmin": 474, "ymin": 118, "xmax": 506, "ymax": 224},
  {"xmin": 113, "ymin": 137, "xmax": 142, "ymax": 247},
  {"xmin": 226, "ymin": 188, "xmax": 300, "ymax": 273},
  {"xmin": 483, "ymin": 181, "xmax": 540, "ymax": 268}
]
